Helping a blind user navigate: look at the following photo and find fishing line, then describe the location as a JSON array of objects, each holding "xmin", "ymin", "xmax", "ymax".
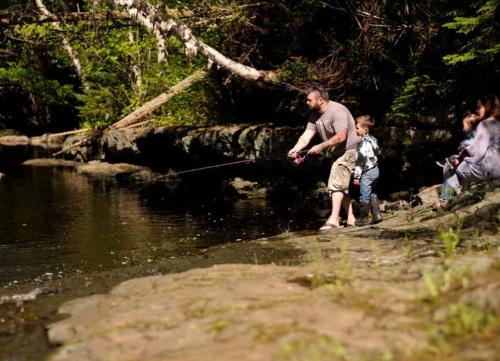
[{"xmin": 150, "ymin": 159, "xmax": 256, "ymax": 183}]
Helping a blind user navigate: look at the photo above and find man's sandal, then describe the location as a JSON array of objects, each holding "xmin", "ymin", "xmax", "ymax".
[{"xmin": 319, "ymin": 223, "xmax": 341, "ymax": 231}]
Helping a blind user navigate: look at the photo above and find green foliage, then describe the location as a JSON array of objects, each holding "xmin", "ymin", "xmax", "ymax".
[
  {"xmin": 428, "ymin": 302, "xmax": 498, "ymax": 348},
  {"xmin": 1, "ymin": 0, "xmax": 498, "ymax": 132},
  {"xmin": 386, "ymin": 75, "xmax": 439, "ymax": 122},
  {"xmin": 155, "ymin": 77, "xmax": 222, "ymax": 127},
  {"xmin": 443, "ymin": 303, "xmax": 497, "ymax": 337},
  {"xmin": 423, "ymin": 271, "xmax": 440, "ymax": 299},
  {"xmin": 443, "ymin": 1, "xmax": 499, "ymax": 65},
  {"xmin": 76, "ymin": 87, "xmax": 120, "ymax": 128},
  {"xmin": 277, "ymin": 58, "xmax": 318, "ymax": 84},
  {"xmin": 0, "ymin": 62, "xmax": 75, "ymax": 107}
]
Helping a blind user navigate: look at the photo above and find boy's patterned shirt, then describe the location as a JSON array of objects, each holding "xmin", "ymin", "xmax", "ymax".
[{"xmin": 354, "ymin": 134, "xmax": 379, "ymax": 179}]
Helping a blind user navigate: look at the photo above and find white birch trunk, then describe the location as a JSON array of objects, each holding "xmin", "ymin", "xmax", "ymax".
[
  {"xmin": 35, "ymin": 0, "xmax": 85, "ymax": 84},
  {"xmin": 112, "ymin": 0, "xmax": 276, "ymax": 83}
]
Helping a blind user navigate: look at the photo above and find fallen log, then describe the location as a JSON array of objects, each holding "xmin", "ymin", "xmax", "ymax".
[
  {"xmin": 53, "ymin": 70, "xmax": 205, "ymax": 156},
  {"xmin": 110, "ymin": 69, "xmax": 207, "ymax": 129}
]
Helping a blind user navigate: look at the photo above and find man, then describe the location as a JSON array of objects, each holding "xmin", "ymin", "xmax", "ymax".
[{"xmin": 288, "ymin": 86, "xmax": 360, "ymax": 230}]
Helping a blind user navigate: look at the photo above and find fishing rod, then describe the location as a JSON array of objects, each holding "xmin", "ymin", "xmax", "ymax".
[
  {"xmin": 154, "ymin": 158, "xmax": 256, "ymax": 182},
  {"xmin": 292, "ymin": 148, "xmax": 311, "ymax": 165}
]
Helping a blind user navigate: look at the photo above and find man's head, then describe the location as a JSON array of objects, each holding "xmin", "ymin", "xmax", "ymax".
[
  {"xmin": 355, "ymin": 115, "xmax": 375, "ymax": 136},
  {"xmin": 306, "ymin": 86, "xmax": 329, "ymax": 112}
]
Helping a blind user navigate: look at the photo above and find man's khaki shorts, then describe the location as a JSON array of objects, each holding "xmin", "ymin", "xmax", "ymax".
[{"xmin": 327, "ymin": 149, "xmax": 357, "ymax": 194}]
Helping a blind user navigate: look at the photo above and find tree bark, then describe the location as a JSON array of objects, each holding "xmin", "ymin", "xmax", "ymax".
[
  {"xmin": 111, "ymin": 69, "xmax": 207, "ymax": 129},
  {"xmin": 111, "ymin": 0, "xmax": 276, "ymax": 83},
  {"xmin": 34, "ymin": 0, "xmax": 86, "ymax": 84}
]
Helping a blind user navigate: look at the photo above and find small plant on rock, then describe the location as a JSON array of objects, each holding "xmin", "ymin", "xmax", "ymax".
[{"xmin": 438, "ymin": 227, "xmax": 461, "ymax": 257}]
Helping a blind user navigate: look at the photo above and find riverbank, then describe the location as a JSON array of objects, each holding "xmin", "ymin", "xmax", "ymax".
[
  {"xmin": 0, "ymin": 234, "xmax": 304, "ymax": 361},
  {"xmin": 43, "ymin": 180, "xmax": 500, "ymax": 361}
]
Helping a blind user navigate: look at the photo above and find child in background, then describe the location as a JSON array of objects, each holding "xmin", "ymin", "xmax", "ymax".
[
  {"xmin": 439, "ymin": 113, "xmax": 479, "ymax": 201},
  {"xmin": 436, "ymin": 113, "xmax": 479, "ymax": 169},
  {"xmin": 352, "ymin": 115, "xmax": 382, "ymax": 226}
]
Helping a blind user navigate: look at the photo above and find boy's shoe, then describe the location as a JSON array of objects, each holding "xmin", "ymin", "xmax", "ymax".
[
  {"xmin": 355, "ymin": 203, "xmax": 370, "ymax": 226},
  {"xmin": 370, "ymin": 194, "xmax": 383, "ymax": 224},
  {"xmin": 435, "ymin": 160, "xmax": 445, "ymax": 168}
]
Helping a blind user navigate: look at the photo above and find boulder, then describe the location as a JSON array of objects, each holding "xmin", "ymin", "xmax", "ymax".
[{"xmin": 228, "ymin": 177, "xmax": 268, "ymax": 198}]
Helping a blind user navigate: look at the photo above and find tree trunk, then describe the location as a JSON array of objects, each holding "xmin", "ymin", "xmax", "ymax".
[
  {"xmin": 111, "ymin": 69, "xmax": 206, "ymax": 129},
  {"xmin": 34, "ymin": 0, "xmax": 86, "ymax": 85},
  {"xmin": 111, "ymin": 0, "xmax": 276, "ymax": 83}
]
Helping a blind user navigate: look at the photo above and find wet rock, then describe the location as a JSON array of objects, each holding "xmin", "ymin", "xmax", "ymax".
[
  {"xmin": 0, "ymin": 135, "xmax": 29, "ymax": 146},
  {"xmin": 76, "ymin": 161, "xmax": 147, "ymax": 179},
  {"xmin": 30, "ymin": 134, "xmax": 66, "ymax": 149},
  {"xmin": 101, "ymin": 128, "xmax": 147, "ymax": 163},
  {"xmin": 61, "ymin": 134, "xmax": 99, "ymax": 162},
  {"xmin": 228, "ymin": 177, "xmax": 267, "ymax": 198},
  {"xmin": 23, "ymin": 159, "xmax": 79, "ymax": 168}
]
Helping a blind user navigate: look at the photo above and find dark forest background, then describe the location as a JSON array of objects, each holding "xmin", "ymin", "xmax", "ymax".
[{"xmin": 0, "ymin": 0, "xmax": 498, "ymax": 136}]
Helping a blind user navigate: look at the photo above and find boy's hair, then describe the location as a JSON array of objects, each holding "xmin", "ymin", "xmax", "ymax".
[{"xmin": 356, "ymin": 115, "xmax": 375, "ymax": 130}]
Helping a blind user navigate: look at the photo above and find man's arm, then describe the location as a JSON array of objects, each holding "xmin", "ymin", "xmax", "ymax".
[
  {"xmin": 288, "ymin": 128, "xmax": 316, "ymax": 158},
  {"xmin": 307, "ymin": 130, "xmax": 346, "ymax": 155}
]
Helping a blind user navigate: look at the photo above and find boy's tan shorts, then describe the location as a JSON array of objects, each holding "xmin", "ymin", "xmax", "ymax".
[{"xmin": 327, "ymin": 149, "xmax": 357, "ymax": 194}]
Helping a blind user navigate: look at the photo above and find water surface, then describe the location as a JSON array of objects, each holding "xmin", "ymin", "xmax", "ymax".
[{"xmin": 0, "ymin": 163, "xmax": 320, "ymax": 286}]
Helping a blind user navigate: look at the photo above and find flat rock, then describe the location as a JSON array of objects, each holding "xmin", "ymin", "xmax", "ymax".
[
  {"xmin": 47, "ymin": 264, "xmax": 424, "ymax": 361},
  {"xmin": 23, "ymin": 159, "xmax": 79, "ymax": 168},
  {"xmin": 76, "ymin": 161, "xmax": 147, "ymax": 178},
  {"xmin": 0, "ymin": 135, "xmax": 29, "ymax": 146}
]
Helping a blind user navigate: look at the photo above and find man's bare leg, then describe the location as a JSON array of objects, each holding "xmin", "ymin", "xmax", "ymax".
[
  {"xmin": 325, "ymin": 191, "xmax": 344, "ymax": 226},
  {"xmin": 342, "ymin": 193, "xmax": 356, "ymax": 226}
]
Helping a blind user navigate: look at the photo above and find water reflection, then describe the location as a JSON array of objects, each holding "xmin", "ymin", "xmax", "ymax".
[{"xmin": 0, "ymin": 167, "xmax": 318, "ymax": 285}]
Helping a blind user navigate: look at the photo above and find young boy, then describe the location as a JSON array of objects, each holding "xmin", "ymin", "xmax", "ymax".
[
  {"xmin": 352, "ymin": 115, "xmax": 382, "ymax": 226},
  {"xmin": 436, "ymin": 113, "xmax": 479, "ymax": 169}
]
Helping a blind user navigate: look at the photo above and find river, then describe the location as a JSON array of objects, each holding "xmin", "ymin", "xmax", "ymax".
[{"xmin": 0, "ymin": 146, "xmax": 320, "ymax": 287}]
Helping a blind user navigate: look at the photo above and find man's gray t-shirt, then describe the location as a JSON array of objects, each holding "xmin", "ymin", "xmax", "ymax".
[{"xmin": 306, "ymin": 100, "xmax": 360, "ymax": 157}]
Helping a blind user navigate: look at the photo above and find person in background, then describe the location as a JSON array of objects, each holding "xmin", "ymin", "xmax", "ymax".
[
  {"xmin": 288, "ymin": 85, "xmax": 360, "ymax": 230},
  {"xmin": 438, "ymin": 113, "xmax": 480, "ymax": 201},
  {"xmin": 352, "ymin": 115, "xmax": 382, "ymax": 226},
  {"xmin": 437, "ymin": 94, "xmax": 500, "ymax": 205},
  {"xmin": 436, "ymin": 113, "xmax": 479, "ymax": 169}
]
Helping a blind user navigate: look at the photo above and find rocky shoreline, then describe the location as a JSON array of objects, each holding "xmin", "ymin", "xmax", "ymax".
[{"xmin": 40, "ymin": 181, "xmax": 500, "ymax": 361}]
